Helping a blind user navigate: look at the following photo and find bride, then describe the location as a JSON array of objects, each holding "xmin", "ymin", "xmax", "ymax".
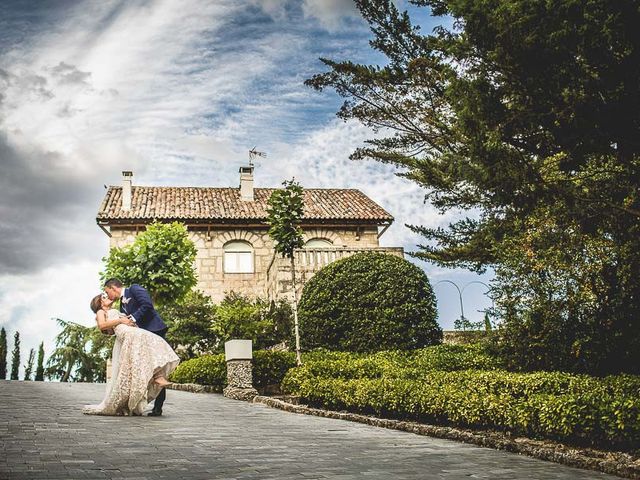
[{"xmin": 83, "ymin": 293, "xmax": 180, "ymax": 416}]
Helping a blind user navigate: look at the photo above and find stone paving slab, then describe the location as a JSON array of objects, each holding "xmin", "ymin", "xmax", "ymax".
[{"xmin": 0, "ymin": 380, "xmax": 622, "ymax": 479}]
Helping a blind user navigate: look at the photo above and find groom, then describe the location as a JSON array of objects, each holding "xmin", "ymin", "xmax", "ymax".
[{"xmin": 104, "ymin": 278, "xmax": 169, "ymax": 417}]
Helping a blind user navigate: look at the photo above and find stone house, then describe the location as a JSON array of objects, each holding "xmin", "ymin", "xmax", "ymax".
[{"xmin": 96, "ymin": 168, "xmax": 404, "ymax": 303}]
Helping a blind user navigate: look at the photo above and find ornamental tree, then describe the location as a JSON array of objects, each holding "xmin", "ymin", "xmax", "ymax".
[
  {"xmin": 35, "ymin": 342, "xmax": 45, "ymax": 381},
  {"xmin": 298, "ymin": 252, "xmax": 441, "ymax": 352},
  {"xmin": 10, "ymin": 331, "xmax": 20, "ymax": 380},
  {"xmin": 23, "ymin": 348, "xmax": 35, "ymax": 381},
  {"xmin": 266, "ymin": 179, "xmax": 305, "ymax": 365}
]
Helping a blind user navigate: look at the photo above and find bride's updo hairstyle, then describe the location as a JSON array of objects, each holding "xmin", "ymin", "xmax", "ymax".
[{"xmin": 90, "ymin": 294, "xmax": 103, "ymax": 314}]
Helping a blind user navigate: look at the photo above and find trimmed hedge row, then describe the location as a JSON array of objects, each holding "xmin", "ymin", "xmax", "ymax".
[
  {"xmin": 170, "ymin": 354, "xmax": 226, "ymax": 390},
  {"xmin": 170, "ymin": 350, "xmax": 297, "ymax": 391},
  {"xmin": 169, "ymin": 344, "xmax": 499, "ymax": 389},
  {"xmin": 282, "ymin": 367, "xmax": 640, "ymax": 448},
  {"xmin": 299, "ymin": 345, "xmax": 501, "ymax": 379}
]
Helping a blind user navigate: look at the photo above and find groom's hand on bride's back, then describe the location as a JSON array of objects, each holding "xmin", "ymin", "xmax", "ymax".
[{"xmin": 121, "ymin": 316, "xmax": 136, "ymax": 327}]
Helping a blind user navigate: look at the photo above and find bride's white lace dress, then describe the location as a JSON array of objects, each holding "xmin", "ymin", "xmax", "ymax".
[{"xmin": 83, "ymin": 309, "xmax": 180, "ymax": 416}]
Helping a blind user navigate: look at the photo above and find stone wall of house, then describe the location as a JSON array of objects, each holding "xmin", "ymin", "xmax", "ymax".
[
  {"xmin": 442, "ymin": 330, "xmax": 487, "ymax": 345},
  {"xmin": 107, "ymin": 225, "xmax": 384, "ymax": 303}
]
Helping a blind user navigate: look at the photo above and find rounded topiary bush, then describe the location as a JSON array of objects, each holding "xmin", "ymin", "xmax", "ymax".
[{"xmin": 298, "ymin": 252, "xmax": 441, "ymax": 352}]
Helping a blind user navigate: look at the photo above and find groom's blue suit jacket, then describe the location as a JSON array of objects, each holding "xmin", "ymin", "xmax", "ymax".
[{"xmin": 120, "ymin": 284, "xmax": 167, "ymax": 333}]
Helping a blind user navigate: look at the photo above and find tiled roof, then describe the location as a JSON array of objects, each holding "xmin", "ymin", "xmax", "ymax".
[{"xmin": 97, "ymin": 187, "xmax": 394, "ymax": 224}]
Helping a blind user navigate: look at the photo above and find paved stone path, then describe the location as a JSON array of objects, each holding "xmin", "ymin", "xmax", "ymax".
[{"xmin": 0, "ymin": 380, "xmax": 620, "ymax": 479}]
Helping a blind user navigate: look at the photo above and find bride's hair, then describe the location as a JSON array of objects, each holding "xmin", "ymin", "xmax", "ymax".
[{"xmin": 90, "ymin": 294, "xmax": 103, "ymax": 314}]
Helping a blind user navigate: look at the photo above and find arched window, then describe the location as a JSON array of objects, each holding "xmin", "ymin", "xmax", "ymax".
[
  {"xmin": 224, "ymin": 240, "xmax": 254, "ymax": 273},
  {"xmin": 304, "ymin": 238, "xmax": 333, "ymax": 248}
]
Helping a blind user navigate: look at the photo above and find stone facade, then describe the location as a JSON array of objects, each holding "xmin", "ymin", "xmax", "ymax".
[
  {"xmin": 109, "ymin": 225, "xmax": 402, "ymax": 303},
  {"xmin": 99, "ymin": 170, "xmax": 403, "ymax": 302},
  {"xmin": 442, "ymin": 330, "xmax": 487, "ymax": 345}
]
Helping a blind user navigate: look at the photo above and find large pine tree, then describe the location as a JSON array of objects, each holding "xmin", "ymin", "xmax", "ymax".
[{"xmin": 307, "ymin": 0, "xmax": 640, "ymax": 373}]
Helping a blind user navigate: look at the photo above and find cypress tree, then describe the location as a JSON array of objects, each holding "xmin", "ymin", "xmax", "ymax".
[
  {"xmin": 24, "ymin": 348, "xmax": 35, "ymax": 381},
  {"xmin": 0, "ymin": 327, "xmax": 6, "ymax": 380},
  {"xmin": 10, "ymin": 331, "xmax": 20, "ymax": 380},
  {"xmin": 35, "ymin": 342, "xmax": 45, "ymax": 381}
]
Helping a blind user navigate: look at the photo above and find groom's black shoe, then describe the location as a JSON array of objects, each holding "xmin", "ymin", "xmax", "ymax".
[{"xmin": 147, "ymin": 409, "xmax": 162, "ymax": 417}]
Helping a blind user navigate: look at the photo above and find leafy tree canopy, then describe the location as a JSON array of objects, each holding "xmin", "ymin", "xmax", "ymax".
[
  {"xmin": 267, "ymin": 179, "xmax": 304, "ymax": 258},
  {"xmin": 101, "ymin": 221, "xmax": 198, "ymax": 306},
  {"xmin": 46, "ymin": 319, "xmax": 114, "ymax": 383},
  {"xmin": 159, "ymin": 290, "xmax": 219, "ymax": 361}
]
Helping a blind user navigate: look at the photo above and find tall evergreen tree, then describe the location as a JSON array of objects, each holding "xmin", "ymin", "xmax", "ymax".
[
  {"xmin": 23, "ymin": 348, "xmax": 35, "ymax": 381},
  {"xmin": 306, "ymin": 0, "xmax": 640, "ymax": 373},
  {"xmin": 35, "ymin": 342, "xmax": 45, "ymax": 381},
  {"xmin": 0, "ymin": 327, "xmax": 7, "ymax": 380},
  {"xmin": 10, "ymin": 331, "xmax": 20, "ymax": 380}
]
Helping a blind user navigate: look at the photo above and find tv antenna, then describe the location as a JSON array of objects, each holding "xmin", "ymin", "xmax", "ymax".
[{"xmin": 248, "ymin": 146, "xmax": 266, "ymax": 166}]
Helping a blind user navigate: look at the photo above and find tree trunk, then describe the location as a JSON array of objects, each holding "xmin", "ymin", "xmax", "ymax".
[
  {"xmin": 290, "ymin": 256, "xmax": 302, "ymax": 366},
  {"xmin": 61, "ymin": 360, "xmax": 73, "ymax": 383}
]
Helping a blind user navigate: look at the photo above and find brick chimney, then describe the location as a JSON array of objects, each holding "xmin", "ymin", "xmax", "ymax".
[
  {"xmin": 239, "ymin": 165, "xmax": 254, "ymax": 201},
  {"xmin": 122, "ymin": 171, "xmax": 133, "ymax": 210}
]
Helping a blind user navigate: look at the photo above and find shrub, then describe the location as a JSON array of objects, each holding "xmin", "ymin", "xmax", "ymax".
[
  {"xmin": 170, "ymin": 354, "xmax": 226, "ymax": 391},
  {"xmin": 170, "ymin": 350, "xmax": 298, "ymax": 391},
  {"xmin": 159, "ymin": 291, "xmax": 218, "ymax": 361},
  {"xmin": 281, "ymin": 359, "xmax": 640, "ymax": 448},
  {"xmin": 212, "ymin": 293, "xmax": 293, "ymax": 351},
  {"xmin": 252, "ymin": 351, "xmax": 297, "ymax": 388},
  {"xmin": 298, "ymin": 252, "xmax": 441, "ymax": 352},
  {"xmin": 293, "ymin": 344, "xmax": 501, "ymax": 381}
]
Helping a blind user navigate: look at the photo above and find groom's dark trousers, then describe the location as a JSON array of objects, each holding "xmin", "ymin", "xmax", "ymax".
[{"xmin": 151, "ymin": 327, "xmax": 169, "ymax": 412}]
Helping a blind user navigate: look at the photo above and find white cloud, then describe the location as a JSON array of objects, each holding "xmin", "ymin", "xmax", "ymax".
[
  {"xmin": 302, "ymin": 0, "xmax": 360, "ymax": 30},
  {"xmin": 249, "ymin": 0, "xmax": 289, "ymax": 20},
  {"xmin": 0, "ymin": 0, "xmax": 492, "ymax": 369}
]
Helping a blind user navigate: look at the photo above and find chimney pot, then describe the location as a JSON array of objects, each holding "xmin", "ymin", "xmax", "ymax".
[
  {"xmin": 122, "ymin": 171, "xmax": 133, "ymax": 210},
  {"xmin": 239, "ymin": 166, "xmax": 254, "ymax": 201}
]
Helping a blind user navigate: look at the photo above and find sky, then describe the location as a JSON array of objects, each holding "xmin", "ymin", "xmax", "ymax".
[{"xmin": 0, "ymin": 0, "xmax": 492, "ymax": 378}]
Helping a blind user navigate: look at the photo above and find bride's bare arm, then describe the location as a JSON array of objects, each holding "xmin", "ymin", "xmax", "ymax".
[{"xmin": 95, "ymin": 310, "xmax": 129, "ymax": 332}]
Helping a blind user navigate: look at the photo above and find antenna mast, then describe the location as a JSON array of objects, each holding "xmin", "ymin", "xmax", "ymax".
[{"xmin": 248, "ymin": 146, "xmax": 266, "ymax": 167}]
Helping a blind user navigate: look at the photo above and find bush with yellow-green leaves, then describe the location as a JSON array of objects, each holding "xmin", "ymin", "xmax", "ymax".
[{"xmin": 282, "ymin": 349, "xmax": 640, "ymax": 449}]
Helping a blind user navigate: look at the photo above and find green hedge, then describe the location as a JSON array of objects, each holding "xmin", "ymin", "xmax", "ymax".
[
  {"xmin": 170, "ymin": 351, "xmax": 297, "ymax": 392},
  {"xmin": 252, "ymin": 351, "xmax": 297, "ymax": 388},
  {"xmin": 298, "ymin": 345, "xmax": 501, "ymax": 380},
  {"xmin": 170, "ymin": 354, "xmax": 226, "ymax": 390},
  {"xmin": 282, "ymin": 366, "xmax": 640, "ymax": 448},
  {"xmin": 169, "ymin": 345, "xmax": 498, "ymax": 391}
]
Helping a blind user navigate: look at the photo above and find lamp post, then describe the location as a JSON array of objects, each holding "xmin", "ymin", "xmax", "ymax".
[
  {"xmin": 435, "ymin": 280, "xmax": 493, "ymax": 331},
  {"xmin": 435, "ymin": 280, "xmax": 465, "ymax": 330},
  {"xmin": 462, "ymin": 281, "xmax": 491, "ymax": 301}
]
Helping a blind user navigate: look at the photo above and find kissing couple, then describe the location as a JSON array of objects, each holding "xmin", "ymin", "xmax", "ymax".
[{"xmin": 83, "ymin": 278, "xmax": 180, "ymax": 416}]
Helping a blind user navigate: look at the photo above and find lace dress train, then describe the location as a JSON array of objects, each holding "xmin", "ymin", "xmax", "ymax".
[{"xmin": 83, "ymin": 309, "xmax": 180, "ymax": 416}]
